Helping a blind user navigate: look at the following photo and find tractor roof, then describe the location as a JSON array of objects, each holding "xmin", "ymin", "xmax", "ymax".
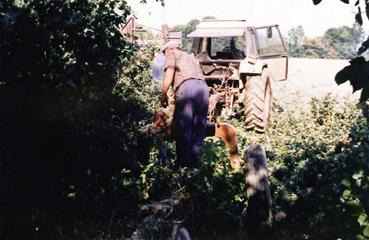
[{"xmin": 188, "ymin": 19, "xmax": 248, "ymax": 38}]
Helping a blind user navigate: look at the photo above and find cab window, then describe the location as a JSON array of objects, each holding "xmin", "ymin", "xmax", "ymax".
[
  {"xmin": 209, "ymin": 36, "xmax": 246, "ymax": 59},
  {"xmin": 255, "ymin": 27, "xmax": 285, "ymax": 56}
]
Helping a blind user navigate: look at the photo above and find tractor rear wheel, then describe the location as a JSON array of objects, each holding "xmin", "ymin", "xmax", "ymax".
[{"xmin": 244, "ymin": 69, "xmax": 272, "ymax": 133}]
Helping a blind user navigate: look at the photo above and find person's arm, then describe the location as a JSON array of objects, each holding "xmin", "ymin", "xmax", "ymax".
[
  {"xmin": 160, "ymin": 52, "xmax": 176, "ymax": 107},
  {"xmin": 161, "ymin": 67, "xmax": 175, "ymax": 97}
]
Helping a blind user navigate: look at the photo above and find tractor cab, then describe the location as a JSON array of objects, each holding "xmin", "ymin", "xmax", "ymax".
[
  {"xmin": 188, "ymin": 19, "xmax": 289, "ymax": 132},
  {"xmin": 188, "ymin": 19, "xmax": 288, "ymax": 82}
]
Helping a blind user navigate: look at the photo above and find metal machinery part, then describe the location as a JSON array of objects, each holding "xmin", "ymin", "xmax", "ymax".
[{"xmin": 188, "ymin": 19, "xmax": 288, "ymax": 132}]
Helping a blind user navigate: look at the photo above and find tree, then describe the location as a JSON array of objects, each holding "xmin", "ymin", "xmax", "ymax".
[
  {"xmin": 288, "ymin": 25, "xmax": 305, "ymax": 57},
  {"xmin": 313, "ymin": 0, "xmax": 369, "ymax": 102},
  {"xmin": 303, "ymin": 37, "xmax": 327, "ymax": 58},
  {"xmin": 323, "ymin": 24, "xmax": 365, "ymax": 59},
  {"xmin": 312, "ymin": 1, "xmax": 369, "ymax": 238},
  {"xmin": 171, "ymin": 19, "xmax": 200, "ymax": 52},
  {"xmin": 288, "ymin": 24, "xmax": 364, "ymax": 59},
  {"xmin": 0, "ymin": 1, "xmax": 156, "ymax": 238}
]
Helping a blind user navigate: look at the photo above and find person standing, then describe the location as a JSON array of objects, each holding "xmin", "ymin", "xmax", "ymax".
[{"xmin": 159, "ymin": 41, "xmax": 209, "ymax": 168}]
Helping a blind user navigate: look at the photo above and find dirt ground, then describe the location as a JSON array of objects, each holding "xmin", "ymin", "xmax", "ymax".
[{"xmin": 272, "ymin": 58, "xmax": 360, "ymax": 103}]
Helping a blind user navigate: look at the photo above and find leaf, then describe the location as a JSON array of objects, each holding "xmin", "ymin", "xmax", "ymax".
[
  {"xmin": 353, "ymin": 172, "xmax": 363, "ymax": 180},
  {"xmin": 355, "ymin": 0, "xmax": 360, "ymax": 6},
  {"xmin": 113, "ymin": 7, "xmax": 124, "ymax": 16},
  {"xmin": 364, "ymin": 225, "xmax": 369, "ymax": 237},
  {"xmin": 313, "ymin": 0, "xmax": 323, "ymax": 5},
  {"xmin": 342, "ymin": 179, "xmax": 351, "ymax": 187},
  {"xmin": 349, "ymin": 56, "xmax": 367, "ymax": 65},
  {"xmin": 342, "ymin": 189, "xmax": 352, "ymax": 199},
  {"xmin": 360, "ymin": 87, "xmax": 369, "ymax": 102},
  {"xmin": 346, "ymin": 199, "xmax": 361, "ymax": 208},
  {"xmin": 358, "ymin": 214, "xmax": 368, "ymax": 226},
  {"xmin": 335, "ymin": 65, "xmax": 351, "ymax": 85},
  {"xmin": 356, "ymin": 6, "xmax": 363, "ymax": 25},
  {"xmin": 358, "ymin": 37, "xmax": 369, "ymax": 55},
  {"xmin": 340, "ymin": 0, "xmax": 350, "ymax": 3},
  {"xmin": 67, "ymin": 192, "xmax": 76, "ymax": 198},
  {"xmin": 336, "ymin": 57, "xmax": 369, "ymax": 101}
]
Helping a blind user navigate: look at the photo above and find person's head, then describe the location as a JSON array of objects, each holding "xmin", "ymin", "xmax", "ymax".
[{"xmin": 161, "ymin": 41, "xmax": 181, "ymax": 55}]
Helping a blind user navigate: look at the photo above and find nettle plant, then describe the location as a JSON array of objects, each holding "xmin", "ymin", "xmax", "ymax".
[{"xmin": 264, "ymin": 96, "xmax": 367, "ymax": 239}]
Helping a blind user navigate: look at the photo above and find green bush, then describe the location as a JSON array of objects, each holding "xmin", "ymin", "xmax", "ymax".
[
  {"xmin": 124, "ymin": 93, "xmax": 368, "ymax": 239},
  {"xmin": 1, "ymin": 2, "xmax": 368, "ymax": 239},
  {"xmin": 0, "ymin": 1, "xmax": 160, "ymax": 239},
  {"xmin": 239, "ymin": 95, "xmax": 367, "ymax": 239},
  {"xmin": 137, "ymin": 137, "xmax": 247, "ymax": 239}
]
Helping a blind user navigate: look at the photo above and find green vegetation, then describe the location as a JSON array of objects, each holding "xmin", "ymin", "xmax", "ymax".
[
  {"xmin": 134, "ymin": 94, "xmax": 369, "ymax": 240},
  {"xmin": 170, "ymin": 16, "xmax": 215, "ymax": 53},
  {"xmin": 1, "ymin": 0, "xmax": 369, "ymax": 239},
  {"xmin": 287, "ymin": 24, "xmax": 365, "ymax": 59},
  {"xmin": 256, "ymin": 96, "xmax": 369, "ymax": 239},
  {"xmin": 170, "ymin": 19, "xmax": 200, "ymax": 53},
  {"xmin": 288, "ymin": 26, "xmax": 306, "ymax": 58},
  {"xmin": 0, "ymin": 1, "xmax": 158, "ymax": 238},
  {"xmin": 310, "ymin": 0, "xmax": 369, "ymax": 103}
]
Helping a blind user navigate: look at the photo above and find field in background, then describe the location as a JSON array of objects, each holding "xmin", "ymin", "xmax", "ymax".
[{"xmin": 273, "ymin": 58, "xmax": 359, "ymax": 103}]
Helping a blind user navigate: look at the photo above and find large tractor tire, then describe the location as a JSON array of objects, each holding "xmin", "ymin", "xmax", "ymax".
[{"xmin": 244, "ymin": 68, "xmax": 272, "ymax": 133}]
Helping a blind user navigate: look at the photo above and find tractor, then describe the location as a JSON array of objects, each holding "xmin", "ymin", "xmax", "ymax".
[{"xmin": 188, "ymin": 19, "xmax": 288, "ymax": 132}]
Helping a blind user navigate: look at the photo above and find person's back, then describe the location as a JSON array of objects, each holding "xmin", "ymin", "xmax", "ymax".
[
  {"xmin": 160, "ymin": 43, "xmax": 209, "ymax": 168},
  {"xmin": 165, "ymin": 49, "xmax": 204, "ymax": 92}
]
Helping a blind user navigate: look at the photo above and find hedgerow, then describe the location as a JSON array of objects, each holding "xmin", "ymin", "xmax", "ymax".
[
  {"xmin": 135, "ymin": 93, "xmax": 368, "ymax": 239},
  {"xmin": 1, "ymin": 1, "xmax": 368, "ymax": 239}
]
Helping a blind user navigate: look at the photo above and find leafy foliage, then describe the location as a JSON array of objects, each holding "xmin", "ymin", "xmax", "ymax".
[
  {"xmin": 131, "ymin": 94, "xmax": 368, "ymax": 239},
  {"xmin": 237, "ymin": 95, "xmax": 367, "ymax": 239},
  {"xmin": 0, "ymin": 0, "xmax": 131, "ymax": 88},
  {"xmin": 311, "ymin": 0, "xmax": 369, "ymax": 58},
  {"xmin": 137, "ymin": 140, "xmax": 247, "ymax": 238},
  {"xmin": 287, "ymin": 24, "xmax": 365, "ymax": 59},
  {"xmin": 335, "ymin": 56, "xmax": 369, "ymax": 102},
  {"xmin": 310, "ymin": 0, "xmax": 369, "ymax": 103},
  {"xmin": 170, "ymin": 17, "xmax": 216, "ymax": 53},
  {"xmin": 303, "ymin": 38, "xmax": 327, "ymax": 58},
  {"xmin": 140, "ymin": 0, "xmax": 165, "ymax": 6},
  {"xmin": 323, "ymin": 24, "xmax": 364, "ymax": 59},
  {"xmin": 356, "ymin": 6, "xmax": 364, "ymax": 25},
  {"xmin": 1, "ymin": 0, "xmax": 369, "ymax": 239},
  {"xmin": 288, "ymin": 25, "xmax": 306, "ymax": 58},
  {"xmin": 0, "ymin": 1, "xmax": 159, "ymax": 239},
  {"xmin": 358, "ymin": 37, "xmax": 369, "ymax": 55},
  {"xmin": 313, "ymin": 0, "xmax": 350, "ymax": 5},
  {"xmin": 170, "ymin": 19, "xmax": 200, "ymax": 53}
]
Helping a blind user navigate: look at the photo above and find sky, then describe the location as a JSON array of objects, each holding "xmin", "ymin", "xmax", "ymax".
[{"xmin": 126, "ymin": 0, "xmax": 366, "ymax": 37}]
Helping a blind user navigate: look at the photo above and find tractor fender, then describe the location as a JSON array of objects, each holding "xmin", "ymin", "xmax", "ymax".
[{"xmin": 239, "ymin": 59, "xmax": 267, "ymax": 75}]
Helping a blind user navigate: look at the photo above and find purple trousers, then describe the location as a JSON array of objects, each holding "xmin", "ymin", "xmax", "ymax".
[{"xmin": 174, "ymin": 79, "xmax": 209, "ymax": 168}]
